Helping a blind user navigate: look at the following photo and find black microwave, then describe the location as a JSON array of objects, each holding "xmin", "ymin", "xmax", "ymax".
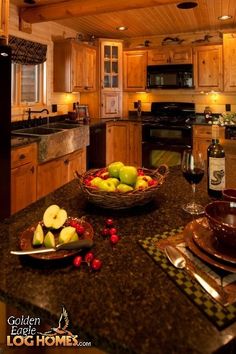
[{"xmin": 147, "ymin": 64, "xmax": 194, "ymax": 89}]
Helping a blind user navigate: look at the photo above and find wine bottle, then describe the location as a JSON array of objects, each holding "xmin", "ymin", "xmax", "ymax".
[{"xmin": 207, "ymin": 125, "xmax": 225, "ymax": 198}]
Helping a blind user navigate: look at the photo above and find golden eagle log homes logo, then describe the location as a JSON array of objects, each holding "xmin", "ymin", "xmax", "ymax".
[{"xmin": 7, "ymin": 305, "xmax": 91, "ymax": 347}]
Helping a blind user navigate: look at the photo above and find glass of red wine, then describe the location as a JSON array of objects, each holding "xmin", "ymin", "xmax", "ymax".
[{"xmin": 181, "ymin": 149, "xmax": 205, "ymax": 215}]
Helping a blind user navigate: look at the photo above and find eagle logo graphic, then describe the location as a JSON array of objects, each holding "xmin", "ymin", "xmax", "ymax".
[{"xmin": 37, "ymin": 305, "xmax": 77, "ymax": 338}]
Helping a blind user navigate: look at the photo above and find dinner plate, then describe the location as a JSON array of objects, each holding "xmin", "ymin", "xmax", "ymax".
[
  {"xmin": 192, "ymin": 218, "xmax": 236, "ymax": 265},
  {"xmin": 184, "ymin": 220, "xmax": 236, "ymax": 273},
  {"xmin": 18, "ymin": 217, "xmax": 94, "ymax": 260}
]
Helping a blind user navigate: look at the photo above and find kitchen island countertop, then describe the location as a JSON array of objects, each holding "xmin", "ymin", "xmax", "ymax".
[{"xmin": 0, "ymin": 167, "xmax": 235, "ymax": 353}]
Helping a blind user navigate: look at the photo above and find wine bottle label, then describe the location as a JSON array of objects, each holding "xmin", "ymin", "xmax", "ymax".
[{"xmin": 209, "ymin": 157, "xmax": 225, "ymax": 190}]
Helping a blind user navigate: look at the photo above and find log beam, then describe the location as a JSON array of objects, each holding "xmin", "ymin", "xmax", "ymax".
[{"xmin": 21, "ymin": 0, "xmax": 183, "ymax": 23}]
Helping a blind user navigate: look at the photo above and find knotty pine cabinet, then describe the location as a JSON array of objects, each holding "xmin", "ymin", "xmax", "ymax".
[
  {"xmin": 223, "ymin": 33, "xmax": 236, "ymax": 92},
  {"xmin": 193, "ymin": 45, "xmax": 223, "ymax": 91},
  {"xmin": 106, "ymin": 121, "xmax": 141, "ymax": 166},
  {"xmin": 0, "ymin": 0, "xmax": 8, "ymax": 39},
  {"xmin": 100, "ymin": 40, "xmax": 123, "ymax": 118},
  {"xmin": 11, "ymin": 143, "xmax": 37, "ymax": 214},
  {"xmin": 193, "ymin": 125, "xmax": 236, "ymax": 188},
  {"xmin": 37, "ymin": 148, "xmax": 86, "ymax": 199},
  {"xmin": 148, "ymin": 46, "xmax": 192, "ymax": 65},
  {"xmin": 123, "ymin": 50, "xmax": 147, "ymax": 91},
  {"xmin": 193, "ymin": 125, "xmax": 225, "ymax": 161},
  {"xmin": 54, "ymin": 40, "xmax": 96, "ymax": 93}
]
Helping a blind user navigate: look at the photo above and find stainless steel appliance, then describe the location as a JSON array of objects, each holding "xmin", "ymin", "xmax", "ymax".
[
  {"xmin": 147, "ymin": 64, "xmax": 193, "ymax": 89},
  {"xmin": 142, "ymin": 102, "xmax": 195, "ymax": 168},
  {"xmin": 0, "ymin": 45, "xmax": 11, "ymax": 220}
]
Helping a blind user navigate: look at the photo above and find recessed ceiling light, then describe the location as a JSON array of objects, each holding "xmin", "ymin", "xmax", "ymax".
[
  {"xmin": 177, "ymin": 2, "xmax": 198, "ymax": 9},
  {"xmin": 24, "ymin": 0, "xmax": 36, "ymax": 4},
  {"xmin": 218, "ymin": 15, "xmax": 232, "ymax": 21},
  {"xmin": 116, "ymin": 26, "xmax": 128, "ymax": 31}
]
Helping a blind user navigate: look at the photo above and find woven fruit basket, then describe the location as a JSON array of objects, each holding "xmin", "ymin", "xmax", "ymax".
[{"xmin": 76, "ymin": 165, "xmax": 168, "ymax": 210}]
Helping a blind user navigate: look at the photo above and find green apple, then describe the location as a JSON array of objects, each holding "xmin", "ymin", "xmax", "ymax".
[
  {"xmin": 90, "ymin": 177, "xmax": 103, "ymax": 187},
  {"xmin": 119, "ymin": 166, "xmax": 138, "ymax": 186},
  {"xmin": 70, "ymin": 232, "xmax": 79, "ymax": 242},
  {"xmin": 106, "ymin": 177, "xmax": 120, "ymax": 187},
  {"xmin": 135, "ymin": 179, "xmax": 148, "ymax": 190},
  {"xmin": 108, "ymin": 161, "xmax": 124, "ymax": 178},
  {"xmin": 43, "ymin": 205, "xmax": 67, "ymax": 229},
  {"xmin": 32, "ymin": 223, "xmax": 44, "ymax": 246},
  {"xmin": 59, "ymin": 226, "xmax": 77, "ymax": 244},
  {"xmin": 99, "ymin": 179, "xmax": 116, "ymax": 192},
  {"xmin": 117, "ymin": 183, "xmax": 133, "ymax": 193},
  {"xmin": 44, "ymin": 231, "xmax": 55, "ymax": 248},
  {"xmin": 137, "ymin": 175, "xmax": 152, "ymax": 182}
]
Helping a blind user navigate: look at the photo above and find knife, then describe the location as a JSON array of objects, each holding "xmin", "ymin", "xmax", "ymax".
[
  {"xmin": 11, "ymin": 239, "xmax": 93, "ymax": 255},
  {"xmin": 164, "ymin": 245, "xmax": 227, "ymax": 305}
]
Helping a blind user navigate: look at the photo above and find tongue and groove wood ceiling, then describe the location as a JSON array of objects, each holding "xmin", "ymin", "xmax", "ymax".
[{"xmin": 12, "ymin": 0, "xmax": 236, "ymax": 39}]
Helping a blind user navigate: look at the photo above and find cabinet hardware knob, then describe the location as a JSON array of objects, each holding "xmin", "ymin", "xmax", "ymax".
[
  {"xmin": 64, "ymin": 159, "xmax": 69, "ymax": 165},
  {"xmin": 19, "ymin": 154, "xmax": 26, "ymax": 160},
  {"xmin": 30, "ymin": 166, "xmax": 34, "ymax": 173}
]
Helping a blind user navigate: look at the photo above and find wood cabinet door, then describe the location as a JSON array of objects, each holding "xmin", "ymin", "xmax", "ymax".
[
  {"xmin": 37, "ymin": 157, "xmax": 68, "ymax": 199},
  {"xmin": 148, "ymin": 49, "xmax": 169, "ymax": 65},
  {"xmin": 101, "ymin": 92, "xmax": 122, "ymax": 118},
  {"xmin": 170, "ymin": 47, "xmax": 192, "ymax": 64},
  {"xmin": 11, "ymin": 162, "xmax": 36, "ymax": 214},
  {"xmin": 193, "ymin": 137, "xmax": 212, "ymax": 161},
  {"xmin": 129, "ymin": 122, "xmax": 142, "ymax": 166},
  {"xmin": 0, "ymin": 0, "xmax": 9, "ymax": 38},
  {"xmin": 67, "ymin": 149, "xmax": 86, "ymax": 181},
  {"xmin": 106, "ymin": 122, "xmax": 129, "ymax": 165},
  {"xmin": 84, "ymin": 46, "xmax": 96, "ymax": 91},
  {"xmin": 194, "ymin": 45, "xmax": 223, "ymax": 91},
  {"xmin": 224, "ymin": 34, "xmax": 236, "ymax": 92},
  {"xmin": 193, "ymin": 125, "xmax": 225, "ymax": 161},
  {"xmin": 72, "ymin": 43, "xmax": 84, "ymax": 91},
  {"xmin": 123, "ymin": 51, "xmax": 147, "ymax": 91}
]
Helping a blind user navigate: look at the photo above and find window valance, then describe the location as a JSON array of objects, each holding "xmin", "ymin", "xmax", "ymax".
[{"xmin": 9, "ymin": 36, "xmax": 47, "ymax": 65}]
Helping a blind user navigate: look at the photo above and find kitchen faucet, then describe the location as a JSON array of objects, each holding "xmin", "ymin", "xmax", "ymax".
[
  {"xmin": 26, "ymin": 108, "xmax": 50, "ymax": 125},
  {"xmin": 26, "ymin": 108, "xmax": 49, "ymax": 120}
]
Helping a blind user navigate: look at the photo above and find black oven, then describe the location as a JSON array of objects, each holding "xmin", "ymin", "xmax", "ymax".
[
  {"xmin": 140, "ymin": 102, "xmax": 195, "ymax": 168},
  {"xmin": 142, "ymin": 124, "xmax": 192, "ymax": 168}
]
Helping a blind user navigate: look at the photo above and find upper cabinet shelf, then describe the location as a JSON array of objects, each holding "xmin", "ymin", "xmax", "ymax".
[
  {"xmin": 53, "ymin": 40, "xmax": 97, "ymax": 93},
  {"xmin": 0, "ymin": 0, "xmax": 9, "ymax": 40},
  {"xmin": 123, "ymin": 50, "xmax": 147, "ymax": 92},
  {"xmin": 148, "ymin": 46, "xmax": 192, "ymax": 65},
  {"xmin": 193, "ymin": 45, "xmax": 223, "ymax": 91},
  {"xmin": 223, "ymin": 33, "xmax": 236, "ymax": 92}
]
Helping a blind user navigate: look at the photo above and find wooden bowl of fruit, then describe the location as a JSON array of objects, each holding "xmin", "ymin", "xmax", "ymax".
[{"xmin": 76, "ymin": 162, "xmax": 168, "ymax": 210}]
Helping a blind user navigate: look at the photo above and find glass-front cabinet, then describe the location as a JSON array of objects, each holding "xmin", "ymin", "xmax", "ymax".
[
  {"xmin": 101, "ymin": 40, "xmax": 122, "ymax": 91},
  {"xmin": 100, "ymin": 40, "xmax": 123, "ymax": 118}
]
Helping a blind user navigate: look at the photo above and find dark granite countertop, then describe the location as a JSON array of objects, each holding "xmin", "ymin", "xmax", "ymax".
[{"xmin": 0, "ymin": 167, "xmax": 235, "ymax": 353}]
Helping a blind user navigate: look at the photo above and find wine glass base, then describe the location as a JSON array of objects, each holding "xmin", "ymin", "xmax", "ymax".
[{"xmin": 182, "ymin": 202, "xmax": 205, "ymax": 215}]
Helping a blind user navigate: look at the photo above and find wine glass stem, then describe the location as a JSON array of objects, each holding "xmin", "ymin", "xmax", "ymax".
[{"xmin": 192, "ymin": 183, "xmax": 196, "ymax": 204}]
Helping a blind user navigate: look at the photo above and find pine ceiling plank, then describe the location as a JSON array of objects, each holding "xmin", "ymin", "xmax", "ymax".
[{"xmin": 20, "ymin": 0, "xmax": 185, "ymax": 23}]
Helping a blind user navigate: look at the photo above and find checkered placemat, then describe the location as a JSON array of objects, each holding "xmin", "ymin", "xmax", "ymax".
[{"xmin": 138, "ymin": 227, "xmax": 236, "ymax": 329}]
